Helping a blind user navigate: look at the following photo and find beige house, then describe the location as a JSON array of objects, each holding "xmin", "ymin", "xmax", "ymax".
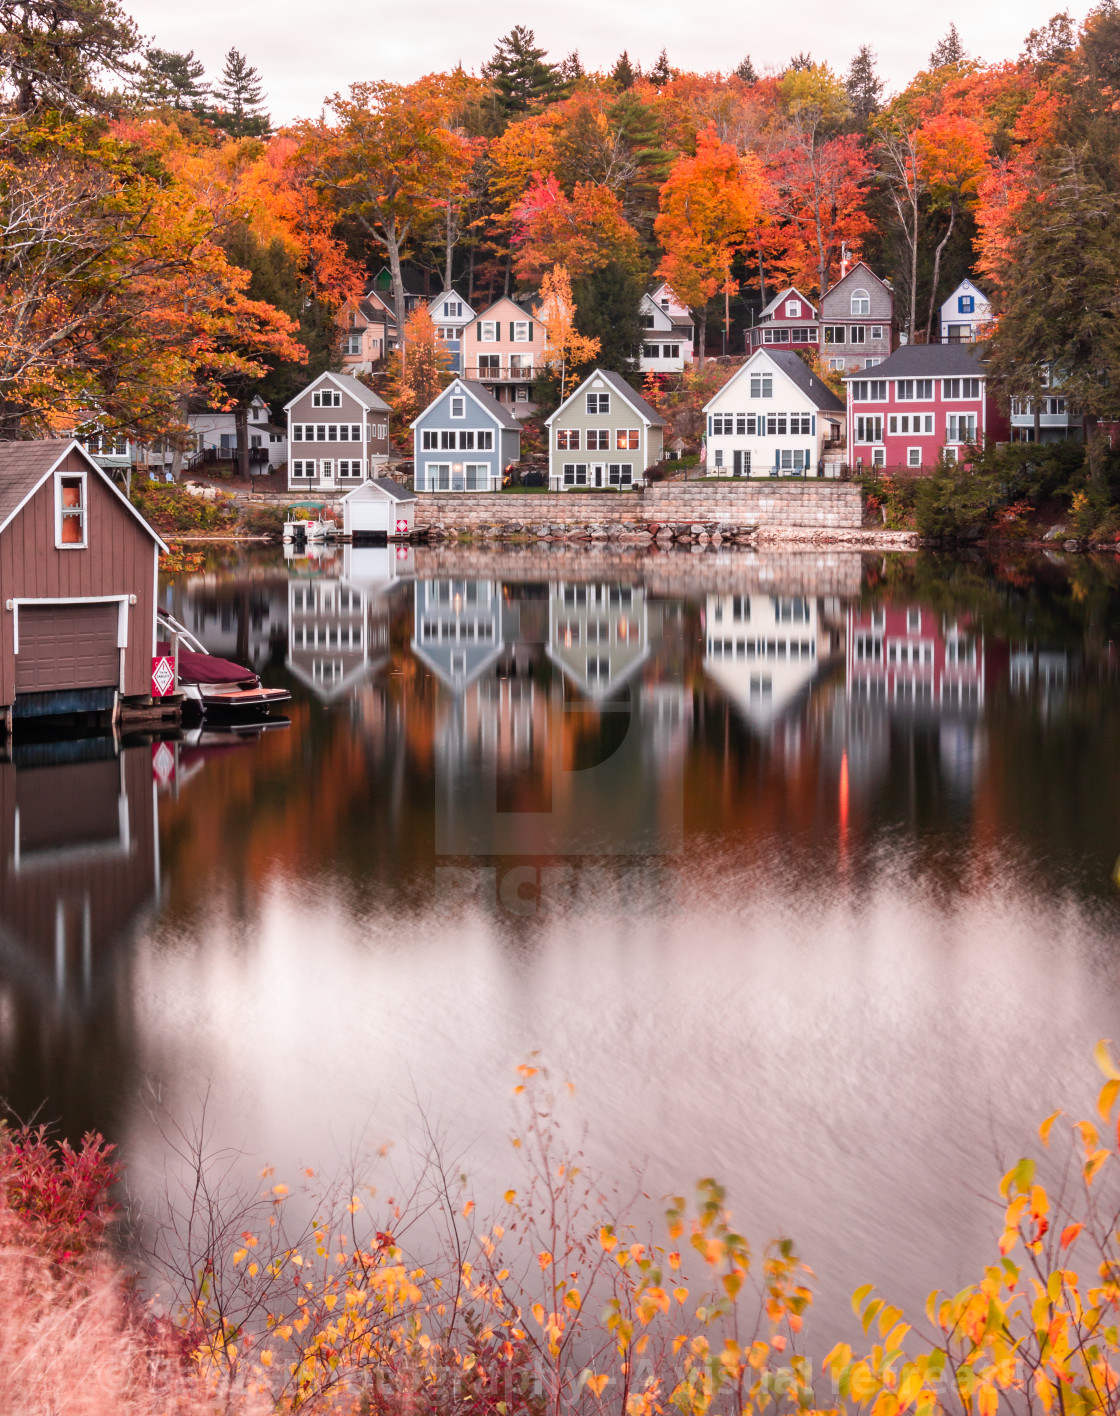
[
  {"xmin": 545, "ymin": 369, "xmax": 666, "ymax": 490},
  {"xmin": 338, "ymin": 291, "xmax": 398, "ymax": 374}
]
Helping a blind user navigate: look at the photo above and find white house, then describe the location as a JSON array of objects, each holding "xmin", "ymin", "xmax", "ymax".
[
  {"xmin": 428, "ymin": 290, "xmax": 476, "ymax": 374},
  {"xmin": 704, "ymin": 593, "xmax": 832, "ymax": 730},
  {"xmin": 939, "ymin": 279, "xmax": 992, "ymax": 344},
  {"xmin": 702, "ymin": 349, "xmax": 846, "ymax": 477},
  {"xmin": 341, "ymin": 478, "xmax": 416, "ymax": 537},
  {"xmin": 638, "ymin": 291, "xmax": 694, "ymax": 373},
  {"xmin": 188, "ymin": 395, "xmax": 287, "ymax": 471}
]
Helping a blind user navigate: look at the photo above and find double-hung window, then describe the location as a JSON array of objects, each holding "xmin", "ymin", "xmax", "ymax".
[
  {"xmin": 557, "ymin": 428, "xmax": 580, "ymax": 451},
  {"xmin": 586, "ymin": 392, "xmax": 610, "ymax": 414},
  {"xmin": 312, "ymin": 388, "xmax": 341, "ymax": 408},
  {"xmin": 511, "ymin": 320, "xmax": 531, "ymax": 342},
  {"xmin": 851, "ymin": 290, "xmax": 871, "ymax": 316},
  {"xmin": 616, "ymin": 429, "xmax": 639, "ymax": 450},
  {"xmin": 450, "ymin": 396, "xmax": 465, "ymax": 418},
  {"xmin": 478, "ymin": 321, "xmax": 498, "ymax": 341},
  {"xmin": 587, "ymin": 429, "xmax": 610, "ymax": 451},
  {"xmin": 947, "ymin": 413, "xmax": 977, "ymax": 443},
  {"xmin": 749, "ymin": 374, "xmax": 773, "ymax": 399}
]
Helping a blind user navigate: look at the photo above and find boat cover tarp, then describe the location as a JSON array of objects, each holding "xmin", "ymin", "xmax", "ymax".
[{"xmin": 173, "ymin": 649, "xmax": 255, "ymax": 686}]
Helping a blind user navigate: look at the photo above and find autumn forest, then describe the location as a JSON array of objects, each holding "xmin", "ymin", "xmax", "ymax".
[{"xmin": 6, "ymin": 0, "xmax": 1120, "ymax": 452}]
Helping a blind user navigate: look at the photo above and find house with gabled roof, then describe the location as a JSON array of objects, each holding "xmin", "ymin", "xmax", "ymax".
[
  {"xmin": 411, "ymin": 377, "xmax": 521, "ymax": 492},
  {"xmin": 818, "ymin": 262, "xmax": 896, "ymax": 373},
  {"xmin": 545, "ymin": 368, "xmax": 667, "ymax": 490},
  {"xmin": 411, "ymin": 578, "xmax": 505, "ymax": 692},
  {"xmin": 462, "ymin": 294, "xmax": 542, "ymax": 416},
  {"xmin": 638, "ymin": 292, "xmax": 694, "ymax": 373},
  {"xmin": 703, "ymin": 349, "xmax": 845, "ymax": 477},
  {"xmin": 284, "ymin": 370, "xmax": 392, "ymax": 493},
  {"xmin": 339, "ymin": 290, "xmax": 398, "ymax": 373},
  {"xmin": 428, "ymin": 290, "xmax": 476, "ymax": 374},
  {"xmin": 0, "ymin": 439, "xmax": 167, "ymax": 728},
  {"xmin": 745, "ymin": 286, "xmax": 819, "ymax": 357},
  {"xmin": 938, "ymin": 278, "xmax": 992, "ymax": 344}
]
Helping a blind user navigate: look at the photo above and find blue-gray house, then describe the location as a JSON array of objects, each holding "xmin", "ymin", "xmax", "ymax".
[{"xmin": 410, "ymin": 378, "xmax": 521, "ymax": 492}]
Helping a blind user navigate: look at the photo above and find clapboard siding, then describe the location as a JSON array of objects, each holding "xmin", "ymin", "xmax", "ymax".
[{"xmin": 0, "ymin": 448, "xmax": 157, "ymax": 705}]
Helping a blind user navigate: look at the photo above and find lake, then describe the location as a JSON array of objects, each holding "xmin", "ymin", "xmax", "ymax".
[{"xmin": 2, "ymin": 542, "xmax": 1119, "ymax": 1348}]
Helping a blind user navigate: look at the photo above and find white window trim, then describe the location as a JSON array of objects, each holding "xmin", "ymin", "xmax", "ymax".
[
  {"xmin": 54, "ymin": 470, "xmax": 88, "ymax": 550},
  {"xmin": 450, "ymin": 397, "xmax": 466, "ymax": 419},
  {"xmin": 907, "ymin": 447, "xmax": 923, "ymax": 467},
  {"xmin": 8, "ymin": 595, "xmax": 130, "ymax": 655}
]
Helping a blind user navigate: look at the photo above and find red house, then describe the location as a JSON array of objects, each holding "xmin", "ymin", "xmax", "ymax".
[
  {"xmin": 845, "ymin": 345, "xmax": 1008, "ymax": 471},
  {"xmin": 846, "ymin": 602, "xmax": 986, "ymax": 715},
  {"xmin": 745, "ymin": 286, "xmax": 819, "ymax": 356}
]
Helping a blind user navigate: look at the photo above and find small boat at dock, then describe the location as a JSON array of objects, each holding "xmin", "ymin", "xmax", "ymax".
[{"xmin": 157, "ymin": 610, "xmax": 291, "ymax": 719}]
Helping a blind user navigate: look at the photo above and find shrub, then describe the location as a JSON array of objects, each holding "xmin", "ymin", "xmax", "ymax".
[
  {"xmin": 239, "ymin": 505, "xmax": 286, "ymax": 538},
  {"xmin": 913, "ymin": 462, "xmax": 996, "ymax": 538}
]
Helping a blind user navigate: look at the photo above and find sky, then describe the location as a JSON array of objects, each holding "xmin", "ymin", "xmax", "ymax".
[{"xmin": 127, "ymin": 0, "xmax": 1096, "ymax": 124}]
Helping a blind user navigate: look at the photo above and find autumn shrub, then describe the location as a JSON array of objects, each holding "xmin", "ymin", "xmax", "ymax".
[
  {"xmin": 239, "ymin": 504, "xmax": 287, "ymax": 538},
  {"xmin": 131, "ymin": 483, "xmax": 234, "ymax": 535}
]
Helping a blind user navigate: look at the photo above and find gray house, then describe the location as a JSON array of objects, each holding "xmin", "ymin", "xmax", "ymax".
[
  {"xmin": 410, "ymin": 378, "xmax": 521, "ymax": 492},
  {"xmin": 818, "ymin": 263, "xmax": 895, "ymax": 375},
  {"xmin": 285, "ymin": 371, "xmax": 392, "ymax": 492},
  {"xmin": 546, "ymin": 369, "xmax": 666, "ymax": 490}
]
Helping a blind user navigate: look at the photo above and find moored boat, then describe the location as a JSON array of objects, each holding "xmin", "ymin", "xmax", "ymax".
[{"xmin": 156, "ymin": 610, "xmax": 291, "ymax": 719}]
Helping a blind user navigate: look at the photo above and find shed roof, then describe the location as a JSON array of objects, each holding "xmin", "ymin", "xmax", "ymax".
[
  {"xmin": 843, "ymin": 344, "xmax": 988, "ymax": 379},
  {"xmin": 0, "ymin": 439, "xmax": 168, "ymax": 549}
]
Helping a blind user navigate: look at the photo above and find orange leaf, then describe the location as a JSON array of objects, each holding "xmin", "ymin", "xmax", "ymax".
[{"xmin": 1060, "ymin": 1223, "xmax": 1083, "ymax": 1250}]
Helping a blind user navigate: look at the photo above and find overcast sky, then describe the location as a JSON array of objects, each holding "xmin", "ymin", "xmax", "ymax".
[{"xmin": 128, "ymin": 0, "xmax": 1095, "ymax": 124}]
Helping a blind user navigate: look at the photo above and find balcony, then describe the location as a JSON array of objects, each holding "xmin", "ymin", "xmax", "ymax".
[{"xmin": 463, "ymin": 363, "xmax": 535, "ymax": 383}]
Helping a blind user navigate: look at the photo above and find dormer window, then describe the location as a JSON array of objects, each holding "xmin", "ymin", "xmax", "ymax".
[
  {"xmin": 851, "ymin": 289, "xmax": 871, "ymax": 315},
  {"xmin": 785, "ymin": 299, "xmax": 800, "ymax": 317},
  {"xmin": 55, "ymin": 472, "xmax": 87, "ymax": 548},
  {"xmin": 443, "ymin": 300, "xmax": 462, "ymax": 317},
  {"xmin": 313, "ymin": 388, "xmax": 341, "ymax": 408}
]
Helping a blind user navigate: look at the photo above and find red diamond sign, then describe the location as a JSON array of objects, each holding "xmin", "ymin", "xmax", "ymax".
[
  {"xmin": 152, "ymin": 655, "xmax": 175, "ymax": 697},
  {"xmin": 395, "ymin": 518, "xmax": 409, "ymax": 535},
  {"xmin": 152, "ymin": 740, "xmax": 176, "ymax": 785}
]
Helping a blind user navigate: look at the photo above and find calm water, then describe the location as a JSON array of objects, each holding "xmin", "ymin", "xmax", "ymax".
[{"xmin": 3, "ymin": 543, "xmax": 1120, "ymax": 1344}]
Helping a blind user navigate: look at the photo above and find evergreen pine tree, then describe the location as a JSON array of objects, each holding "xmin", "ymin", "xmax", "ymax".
[
  {"xmin": 648, "ymin": 48, "xmax": 672, "ymax": 86},
  {"xmin": 141, "ymin": 47, "xmax": 208, "ymax": 111},
  {"xmin": 929, "ymin": 23, "xmax": 967, "ymax": 69},
  {"xmin": 211, "ymin": 46, "xmax": 270, "ymax": 137},
  {"xmin": 572, "ymin": 263, "xmax": 644, "ymax": 379},
  {"xmin": 845, "ymin": 44, "xmax": 883, "ymax": 129},
  {"xmin": 787, "ymin": 52, "xmax": 813, "ymax": 72},
  {"xmin": 611, "ymin": 50, "xmax": 638, "ymax": 89},
  {"xmin": 734, "ymin": 56, "xmax": 758, "ymax": 84},
  {"xmin": 558, "ymin": 50, "xmax": 584, "ymax": 83},
  {"xmin": 482, "ymin": 27, "xmax": 562, "ymax": 117}
]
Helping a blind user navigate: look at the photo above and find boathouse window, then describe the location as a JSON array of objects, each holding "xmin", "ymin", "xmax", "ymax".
[
  {"xmin": 312, "ymin": 388, "xmax": 341, "ymax": 408},
  {"xmin": 55, "ymin": 472, "xmax": 87, "ymax": 548}
]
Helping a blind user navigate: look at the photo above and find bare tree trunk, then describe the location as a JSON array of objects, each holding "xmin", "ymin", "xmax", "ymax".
[
  {"xmin": 1033, "ymin": 400, "xmax": 1041, "ymax": 444},
  {"xmin": 758, "ymin": 249, "xmax": 766, "ymax": 305},
  {"xmin": 908, "ymin": 193, "xmax": 919, "ymax": 341},
  {"xmin": 235, "ymin": 405, "xmax": 249, "ymax": 480},
  {"xmin": 503, "ymin": 247, "xmax": 511, "ymax": 297},
  {"xmin": 697, "ymin": 306, "xmax": 707, "ymax": 366},
  {"xmin": 924, "ymin": 199, "xmax": 957, "ymax": 344},
  {"xmin": 723, "ymin": 280, "xmax": 730, "ymax": 357},
  {"xmin": 387, "ymin": 235, "xmax": 407, "ymax": 374},
  {"xmin": 443, "ymin": 206, "xmax": 455, "ymax": 292},
  {"xmin": 468, "ymin": 243, "xmax": 475, "ymax": 304}
]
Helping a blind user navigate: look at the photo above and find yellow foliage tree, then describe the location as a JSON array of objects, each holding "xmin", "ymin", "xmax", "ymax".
[{"xmin": 537, "ymin": 265, "xmax": 600, "ymax": 401}]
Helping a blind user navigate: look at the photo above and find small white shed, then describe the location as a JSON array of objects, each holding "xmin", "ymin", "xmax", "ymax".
[{"xmin": 341, "ymin": 478, "xmax": 416, "ymax": 538}]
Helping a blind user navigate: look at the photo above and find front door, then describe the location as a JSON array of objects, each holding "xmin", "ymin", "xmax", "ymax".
[
  {"xmin": 592, "ymin": 463, "xmax": 605, "ymax": 487},
  {"xmin": 320, "ymin": 458, "xmax": 334, "ymax": 487}
]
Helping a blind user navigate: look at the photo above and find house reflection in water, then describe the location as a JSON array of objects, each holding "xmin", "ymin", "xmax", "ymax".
[
  {"xmin": 423, "ymin": 575, "xmax": 682, "ymax": 858},
  {"xmin": 287, "ymin": 545, "xmax": 410, "ymax": 702},
  {"xmin": 704, "ymin": 594, "xmax": 836, "ymax": 731},
  {"xmin": 0, "ymin": 741, "xmax": 159, "ymax": 1128}
]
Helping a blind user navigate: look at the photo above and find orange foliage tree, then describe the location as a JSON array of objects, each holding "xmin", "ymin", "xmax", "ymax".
[
  {"xmin": 655, "ymin": 126, "xmax": 768, "ymax": 361},
  {"xmin": 511, "ymin": 175, "xmax": 642, "ymax": 283},
  {"xmin": 537, "ymin": 264, "xmax": 600, "ymax": 399},
  {"xmin": 915, "ymin": 114, "xmax": 990, "ymax": 339},
  {"xmin": 380, "ymin": 304, "xmax": 453, "ymax": 427}
]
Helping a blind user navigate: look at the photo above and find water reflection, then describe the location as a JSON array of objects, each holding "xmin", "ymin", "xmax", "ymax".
[{"xmin": 3, "ymin": 548, "xmax": 1120, "ymax": 1347}]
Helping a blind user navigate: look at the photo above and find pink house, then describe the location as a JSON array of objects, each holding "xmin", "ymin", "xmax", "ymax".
[
  {"xmin": 846, "ymin": 602, "xmax": 986, "ymax": 715},
  {"xmin": 745, "ymin": 286, "xmax": 819, "ymax": 356},
  {"xmin": 845, "ymin": 345, "xmax": 1009, "ymax": 472},
  {"xmin": 461, "ymin": 294, "xmax": 541, "ymax": 417}
]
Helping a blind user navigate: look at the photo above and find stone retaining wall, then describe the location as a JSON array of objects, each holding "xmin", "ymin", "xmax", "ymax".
[{"xmin": 414, "ymin": 483, "xmax": 863, "ymax": 532}]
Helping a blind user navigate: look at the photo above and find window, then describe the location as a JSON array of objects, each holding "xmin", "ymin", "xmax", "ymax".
[
  {"xmin": 947, "ymin": 413, "xmax": 977, "ymax": 443},
  {"xmin": 587, "ymin": 655, "xmax": 610, "ymax": 685},
  {"xmin": 509, "ymin": 353, "xmax": 532, "ymax": 375},
  {"xmin": 442, "ymin": 300, "xmax": 462, "ymax": 317},
  {"xmin": 478, "ymin": 430, "xmax": 494, "ymax": 450},
  {"xmin": 616, "ymin": 428, "xmax": 639, "ymax": 450},
  {"xmin": 855, "ymin": 415, "xmax": 883, "ymax": 443},
  {"xmin": 457, "ymin": 430, "xmax": 475, "ymax": 450},
  {"xmin": 666, "ymin": 343, "xmax": 680, "ymax": 359},
  {"xmin": 829, "ymin": 358, "xmax": 846, "ymax": 370},
  {"xmin": 587, "ymin": 429, "xmax": 610, "ymax": 450},
  {"xmin": 641, "ymin": 315, "xmax": 656, "ymax": 329},
  {"xmin": 291, "ymin": 424, "xmax": 303, "ymax": 441},
  {"xmin": 515, "ymin": 386, "xmax": 529, "ymax": 402},
  {"xmin": 943, "ymin": 446, "xmax": 958, "ymax": 464},
  {"xmin": 344, "ymin": 334, "xmax": 362, "ymax": 355},
  {"xmin": 851, "ymin": 380, "xmax": 888, "ymax": 402},
  {"xmin": 943, "ymin": 377, "xmax": 981, "ymax": 399},
  {"xmin": 763, "ymin": 327, "xmax": 790, "ymax": 343},
  {"xmin": 711, "ymin": 414, "xmax": 733, "ymax": 435},
  {"xmin": 450, "ymin": 396, "xmax": 466, "ymax": 419},
  {"xmin": 643, "ymin": 344, "xmax": 659, "ymax": 358},
  {"xmin": 608, "ymin": 463, "xmax": 633, "ymax": 485},
  {"xmin": 557, "ymin": 428, "xmax": 580, "ymax": 451},
  {"xmin": 958, "ymin": 294, "xmax": 975, "ymax": 313},
  {"xmin": 749, "ymin": 374, "xmax": 773, "ymax": 398},
  {"xmin": 511, "ymin": 321, "xmax": 531, "ymax": 342},
  {"xmin": 563, "ymin": 463, "xmax": 589, "ymax": 485},
  {"xmin": 785, "ymin": 298, "xmax": 801, "ymax": 317},
  {"xmin": 850, "ymin": 325, "xmax": 866, "ymax": 344},
  {"xmin": 889, "ymin": 414, "xmax": 934, "ymax": 434},
  {"xmin": 439, "ymin": 430, "xmax": 456, "ymax": 450},
  {"xmin": 790, "ymin": 327, "xmax": 816, "ymax": 343},
  {"xmin": 823, "ymin": 325, "xmax": 845, "ymax": 344},
  {"xmin": 55, "ymin": 473, "xmax": 86, "ymax": 547},
  {"xmin": 713, "ymin": 448, "xmax": 724, "ymax": 468},
  {"xmin": 479, "ymin": 321, "xmax": 498, "ymax": 341},
  {"xmin": 338, "ymin": 459, "xmax": 363, "ymax": 478},
  {"xmin": 422, "ymin": 430, "xmax": 437, "ymax": 450},
  {"xmin": 586, "ymin": 392, "xmax": 610, "ymax": 414},
  {"xmin": 735, "ymin": 414, "xmax": 746, "ymax": 434},
  {"xmin": 792, "ymin": 413, "xmax": 812, "ymax": 434},
  {"xmin": 907, "ymin": 448, "xmax": 922, "ymax": 467},
  {"xmin": 312, "ymin": 388, "xmax": 341, "ymax": 408},
  {"xmin": 291, "ymin": 460, "xmax": 314, "ymax": 478},
  {"xmin": 464, "ymin": 463, "xmax": 488, "ymax": 490},
  {"xmin": 872, "ymin": 447, "xmax": 886, "ymax": 466},
  {"xmin": 426, "ymin": 463, "xmax": 452, "ymax": 490}
]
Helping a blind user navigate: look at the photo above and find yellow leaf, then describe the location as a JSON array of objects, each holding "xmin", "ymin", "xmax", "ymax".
[
  {"xmin": 324, "ymin": 1294, "xmax": 337, "ymax": 1311},
  {"xmin": 272, "ymin": 1184, "xmax": 289, "ymax": 1198},
  {"xmin": 1099, "ymin": 1078, "xmax": 1120, "ymax": 1121},
  {"xmin": 532, "ymin": 1303, "xmax": 545, "ymax": 1326},
  {"xmin": 1038, "ymin": 1111, "xmax": 1061, "ymax": 1148},
  {"xmin": 586, "ymin": 1374, "xmax": 609, "ymax": 1398},
  {"xmin": 538, "ymin": 1251, "xmax": 553, "ymax": 1270},
  {"xmin": 247, "ymin": 1263, "xmax": 259, "ymax": 1277},
  {"xmin": 233, "ymin": 1248, "xmax": 247, "ymax": 1265},
  {"xmin": 674, "ymin": 1287, "xmax": 689, "ymax": 1305},
  {"xmin": 260, "ymin": 1350, "xmax": 273, "ymax": 1367},
  {"xmin": 504, "ymin": 1189, "xmax": 517, "ymax": 1204},
  {"xmin": 1094, "ymin": 1039, "xmax": 1120, "ymax": 1081}
]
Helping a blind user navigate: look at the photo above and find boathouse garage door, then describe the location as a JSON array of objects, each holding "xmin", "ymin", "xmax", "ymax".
[{"xmin": 15, "ymin": 602, "xmax": 120, "ymax": 693}]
